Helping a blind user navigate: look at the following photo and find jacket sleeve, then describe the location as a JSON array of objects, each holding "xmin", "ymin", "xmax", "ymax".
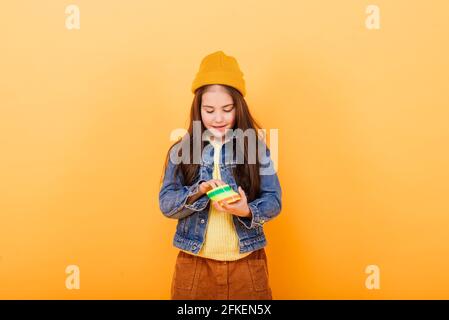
[
  {"xmin": 158, "ymin": 148, "xmax": 210, "ymax": 219},
  {"xmin": 237, "ymin": 143, "xmax": 282, "ymax": 229}
]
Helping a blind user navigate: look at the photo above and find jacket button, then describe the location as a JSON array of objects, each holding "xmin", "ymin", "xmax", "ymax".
[
  {"xmin": 200, "ymin": 219, "xmax": 205, "ymax": 224},
  {"xmin": 192, "ymin": 244, "xmax": 197, "ymax": 250},
  {"xmin": 260, "ymin": 219, "xmax": 265, "ymax": 224}
]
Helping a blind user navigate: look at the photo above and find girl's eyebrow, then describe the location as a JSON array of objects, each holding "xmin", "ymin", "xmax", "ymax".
[{"xmin": 202, "ymin": 103, "xmax": 234, "ymax": 109}]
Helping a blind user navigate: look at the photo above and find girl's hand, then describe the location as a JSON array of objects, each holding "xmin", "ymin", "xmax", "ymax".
[
  {"xmin": 187, "ymin": 179, "xmax": 225, "ymax": 205},
  {"xmin": 198, "ymin": 179, "xmax": 226, "ymax": 195},
  {"xmin": 212, "ymin": 186, "xmax": 252, "ymax": 218}
]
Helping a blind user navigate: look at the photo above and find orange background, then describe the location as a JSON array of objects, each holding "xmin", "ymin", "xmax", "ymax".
[{"xmin": 1, "ymin": 0, "xmax": 449, "ymax": 299}]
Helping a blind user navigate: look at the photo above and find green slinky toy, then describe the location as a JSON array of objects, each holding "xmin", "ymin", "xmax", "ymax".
[{"xmin": 206, "ymin": 184, "xmax": 241, "ymax": 204}]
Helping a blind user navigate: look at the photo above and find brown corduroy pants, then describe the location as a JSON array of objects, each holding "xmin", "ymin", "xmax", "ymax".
[{"xmin": 170, "ymin": 248, "xmax": 273, "ymax": 300}]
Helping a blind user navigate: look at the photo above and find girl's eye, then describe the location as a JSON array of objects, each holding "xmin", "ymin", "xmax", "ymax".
[
  {"xmin": 224, "ymin": 108, "xmax": 234, "ymax": 112},
  {"xmin": 206, "ymin": 111, "xmax": 213, "ymax": 114}
]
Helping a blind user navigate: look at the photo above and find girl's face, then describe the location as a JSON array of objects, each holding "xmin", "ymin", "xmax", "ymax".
[{"xmin": 200, "ymin": 85, "xmax": 236, "ymax": 140}]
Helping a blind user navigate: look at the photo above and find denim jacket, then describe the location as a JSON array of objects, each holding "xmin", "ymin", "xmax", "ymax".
[{"xmin": 159, "ymin": 134, "xmax": 282, "ymax": 254}]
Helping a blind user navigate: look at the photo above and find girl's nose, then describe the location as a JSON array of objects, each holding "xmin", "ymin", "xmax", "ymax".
[{"xmin": 215, "ymin": 112, "xmax": 224, "ymax": 122}]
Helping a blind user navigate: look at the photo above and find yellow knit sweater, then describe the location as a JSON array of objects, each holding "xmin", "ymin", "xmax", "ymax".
[{"xmin": 182, "ymin": 137, "xmax": 251, "ymax": 261}]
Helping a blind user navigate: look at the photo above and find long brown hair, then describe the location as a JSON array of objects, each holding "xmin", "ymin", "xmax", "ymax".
[{"xmin": 161, "ymin": 84, "xmax": 263, "ymax": 202}]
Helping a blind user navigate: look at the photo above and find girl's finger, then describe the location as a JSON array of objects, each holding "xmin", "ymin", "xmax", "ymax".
[
  {"xmin": 213, "ymin": 201, "xmax": 225, "ymax": 212},
  {"xmin": 203, "ymin": 181, "xmax": 212, "ymax": 189},
  {"xmin": 210, "ymin": 180, "xmax": 219, "ymax": 189},
  {"xmin": 238, "ymin": 186, "xmax": 247, "ymax": 200},
  {"xmin": 221, "ymin": 200, "xmax": 232, "ymax": 208},
  {"xmin": 206, "ymin": 181, "xmax": 215, "ymax": 192}
]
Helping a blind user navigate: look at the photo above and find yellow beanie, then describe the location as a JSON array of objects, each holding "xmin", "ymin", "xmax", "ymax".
[{"xmin": 191, "ymin": 50, "xmax": 246, "ymax": 97}]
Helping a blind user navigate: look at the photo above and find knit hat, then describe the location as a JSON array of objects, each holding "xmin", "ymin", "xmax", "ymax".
[{"xmin": 191, "ymin": 50, "xmax": 246, "ymax": 97}]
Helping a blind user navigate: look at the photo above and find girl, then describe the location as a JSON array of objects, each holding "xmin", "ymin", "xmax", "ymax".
[{"xmin": 159, "ymin": 50, "xmax": 282, "ymax": 300}]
